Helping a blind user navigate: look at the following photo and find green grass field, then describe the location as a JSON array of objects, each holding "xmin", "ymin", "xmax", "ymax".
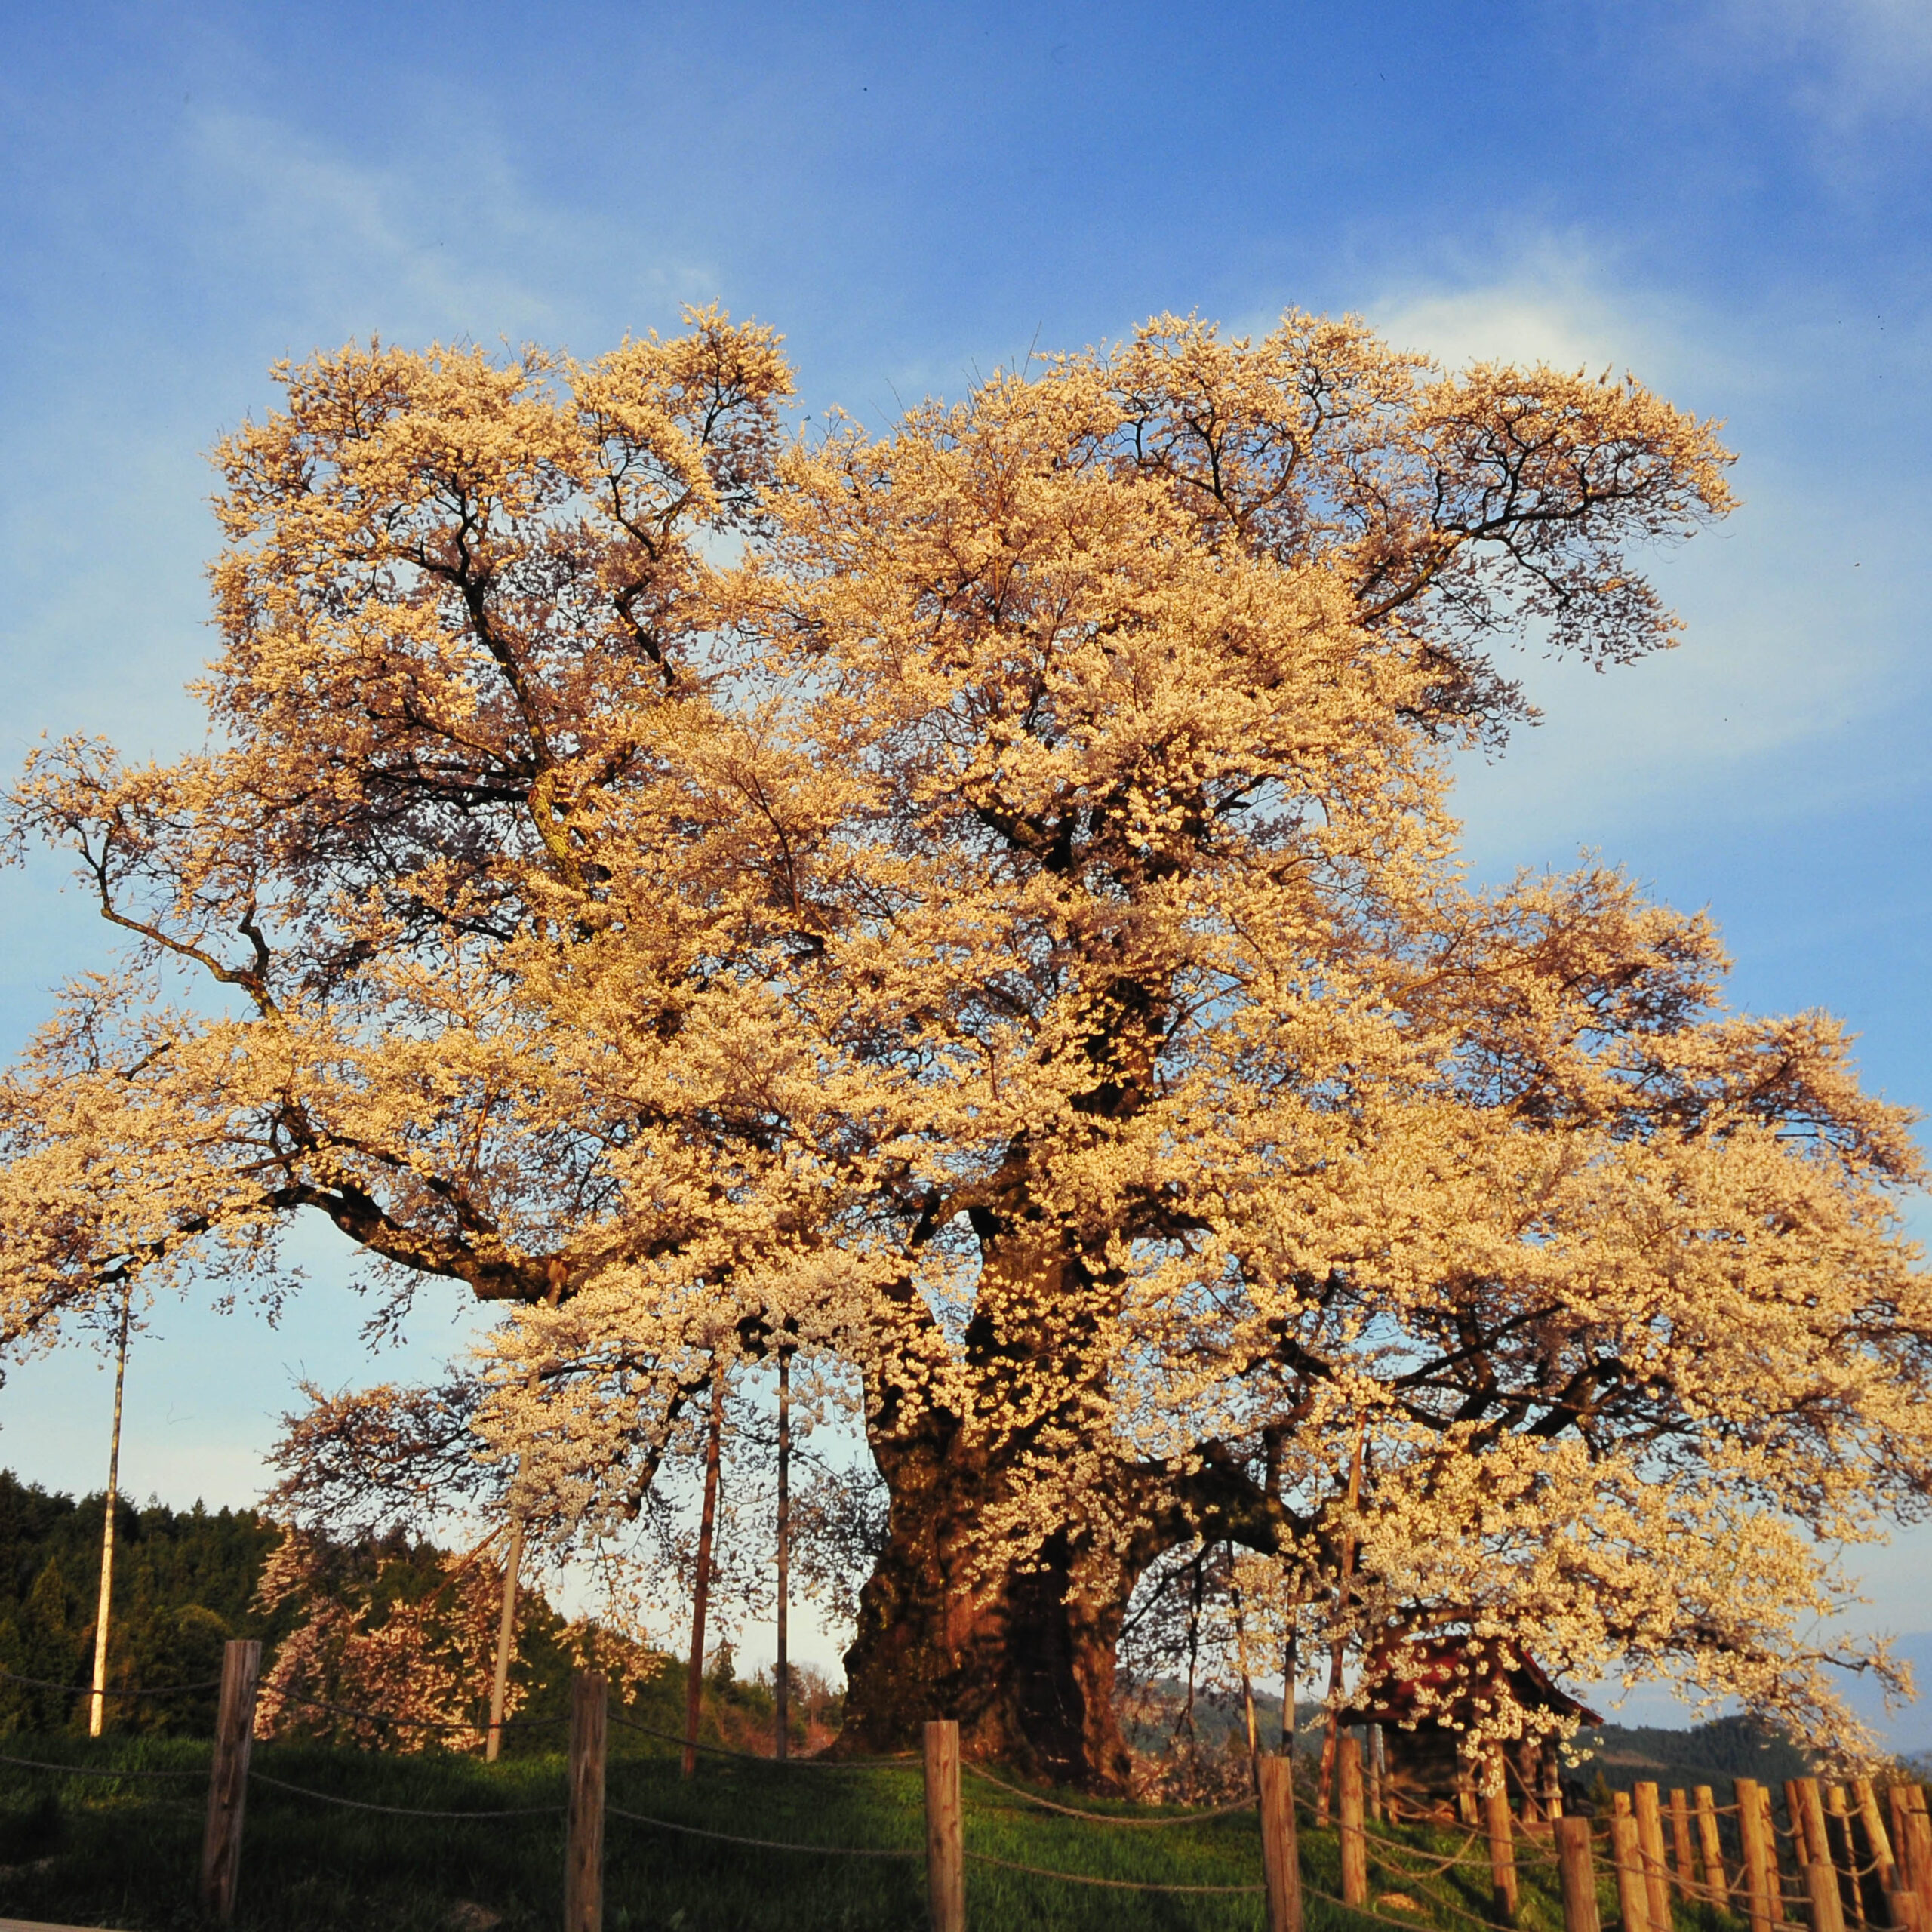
[{"xmin": 0, "ymin": 1732, "xmax": 1737, "ymax": 1932}]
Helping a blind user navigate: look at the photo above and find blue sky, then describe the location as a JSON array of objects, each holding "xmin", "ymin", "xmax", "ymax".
[{"xmin": 2, "ymin": 0, "xmax": 1928, "ymax": 1729}]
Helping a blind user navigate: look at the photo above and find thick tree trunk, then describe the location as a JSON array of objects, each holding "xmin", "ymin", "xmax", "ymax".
[{"xmin": 837, "ymin": 1416, "xmax": 1137, "ymax": 1792}]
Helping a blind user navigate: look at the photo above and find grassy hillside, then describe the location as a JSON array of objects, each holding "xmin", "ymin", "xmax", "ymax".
[{"xmin": 0, "ymin": 1729, "xmax": 1743, "ymax": 1932}]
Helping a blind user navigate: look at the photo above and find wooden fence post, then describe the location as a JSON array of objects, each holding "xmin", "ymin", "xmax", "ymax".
[
  {"xmin": 1635, "ymin": 1782, "xmax": 1670, "ymax": 1930},
  {"xmin": 1614, "ymin": 1812, "xmax": 1654, "ymax": 1932},
  {"xmin": 1369, "ymin": 1724, "xmax": 1385, "ymax": 1825},
  {"xmin": 1340, "ymin": 1731, "xmax": 1368, "ymax": 1908},
  {"xmin": 1810, "ymin": 1860, "xmax": 1850, "ymax": 1932},
  {"xmin": 1260, "ymin": 1753, "xmax": 1304, "ymax": 1932},
  {"xmin": 924, "ymin": 1720, "xmax": 964, "ymax": 1932},
  {"xmin": 1904, "ymin": 1789, "xmax": 1932, "ymax": 1930},
  {"xmin": 1695, "ymin": 1785, "xmax": 1731, "ymax": 1910},
  {"xmin": 1557, "ymin": 1815, "xmax": 1602, "ymax": 1932},
  {"xmin": 1855, "ymin": 1778, "xmax": 1899, "ymax": 1905},
  {"xmin": 565, "ymin": 1672, "xmax": 607, "ymax": 1932},
  {"xmin": 1484, "ymin": 1748, "xmax": 1518, "ymax": 1924},
  {"xmin": 1890, "ymin": 1791, "xmax": 1916, "ymax": 1921},
  {"xmin": 1740, "ymin": 1780, "xmax": 1776, "ymax": 1932},
  {"xmin": 198, "ymin": 1638, "xmax": 260, "ymax": 1924},
  {"xmin": 1765, "ymin": 1784, "xmax": 1792, "ymax": 1919},
  {"xmin": 1795, "ymin": 1781, "xmax": 1832, "ymax": 1872},
  {"xmin": 1888, "ymin": 1894, "xmax": 1921, "ymax": 1932},
  {"xmin": 1829, "ymin": 1786, "xmax": 1866, "ymax": 1932},
  {"xmin": 1669, "ymin": 1789, "xmax": 1695, "ymax": 1898}
]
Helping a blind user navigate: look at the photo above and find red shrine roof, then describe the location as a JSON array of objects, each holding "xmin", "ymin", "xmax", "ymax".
[{"xmin": 1341, "ymin": 1634, "xmax": 1603, "ymax": 1732}]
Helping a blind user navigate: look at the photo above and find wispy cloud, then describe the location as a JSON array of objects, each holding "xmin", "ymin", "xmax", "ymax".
[
  {"xmin": 182, "ymin": 100, "xmax": 721, "ymax": 354},
  {"xmin": 1706, "ymin": 0, "xmax": 1932, "ymax": 128},
  {"xmin": 1349, "ymin": 240, "xmax": 1931, "ymax": 863}
]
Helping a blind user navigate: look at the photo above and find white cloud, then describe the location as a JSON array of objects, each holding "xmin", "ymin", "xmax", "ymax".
[
  {"xmin": 1338, "ymin": 243, "xmax": 1932, "ymax": 865},
  {"xmin": 1706, "ymin": 0, "xmax": 1932, "ymax": 125},
  {"xmin": 182, "ymin": 101, "xmax": 720, "ymax": 354}
]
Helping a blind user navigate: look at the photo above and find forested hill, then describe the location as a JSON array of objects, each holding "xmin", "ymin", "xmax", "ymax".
[
  {"xmin": 0, "ymin": 1470, "xmax": 295, "ymax": 1734},
  {"xmin": 0, "ymin": 1472, "xmax": 807, "ymax": 1757}
]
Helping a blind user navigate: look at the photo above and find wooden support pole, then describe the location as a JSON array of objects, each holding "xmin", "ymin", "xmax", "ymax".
[
  {"xmin": 198, "ymin": 1638, "xmax": 260, "ymax": 1924},
  {"xmin": 1543, "ymin": 1743, "xmax": 1565, "ymax": 1822},
  {"xmin": 924, "ymin": 1720, "xmax": 964, "ymax": 1932},
  {"xmin": 1887, "ymin": 1895, "xmax": 1921, "ymax": 1932},
  {"xmin": 1636, "ymin": 1782, "xmax": 1671, "ymax": 1931},
  {"xmin": 565, "ymin": 1672, "xmax": 607, "ymax": 1932},
  {"xmin": 1340, "ymin": 1731, "xmax": 1369, "ymax": 1908},
  {"xmin": 1458, "ymin": 1752, "xmax": 1479, "ymax": 1826},
  {"xmin": 1484, "ymin": 1748, "xmax": 1519, "ymax": 1924},
  {"xmin": 1810, "ymin": 1861, "xmax": 1849, "ymax": 1932},
  {"xmin": 1669, "ymin": 1789, "xmax": 1694, "ymax": 1897},
  {"xmin": 1741, "ymin": 1780, "xmax": 1776, "ymax": 1932},
  {"xmin": 1260, "ymin": 1753, "xmax": 1305, "ymax": 1932},
  {"xmin": 1369, "ymin": 1724, "xmax": 1385, "ymax": 1824},
  {"xmin": 1614, "ymin": 1813, "xmax": 1654, "ymax": 1932},
  {"xmin": 1695, "ymin": 1786, "xmax": 1731, "ymax": 1910},
  {"xmin": 1557, "ymin": 1815, "xmax": 1602, "ymax": 1932}
]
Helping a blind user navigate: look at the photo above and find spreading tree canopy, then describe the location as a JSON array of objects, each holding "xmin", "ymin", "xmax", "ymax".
[{"xmin": 4, "ymin": 309, "xmax": 1927, "ymax": 1788}]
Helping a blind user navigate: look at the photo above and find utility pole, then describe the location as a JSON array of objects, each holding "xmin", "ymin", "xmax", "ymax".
[
  {"xmin": 774, "ymin": 1343, "xmax": 791, "ymax": 1761},
  {"xmin": 88, "ymin": 1279, "xmax": 133, "ymax": 1738}
]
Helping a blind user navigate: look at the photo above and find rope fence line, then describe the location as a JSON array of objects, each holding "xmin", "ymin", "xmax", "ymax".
[
  {"xmin": 962, "ymin": 1760, "xmax": 1257, "ymax": 1824},
  {"xmin": 605, "ymin": 1801, "xmax": 921, "ymax": 1860},
  {"xmin": 961, "ymin": 1846, "xmax": 1267, "ymax": 1894},
  {"xmin": 0, "ymin": 1749, "xmax": 205, "ymax": 1782},
  {"xmin": 0, "ymin": 1666, "xmax": 223, "ymax": 1698},
  {"xmin": 251, "ymin": 1771, "xmax": 564, "ymax": 1820}
]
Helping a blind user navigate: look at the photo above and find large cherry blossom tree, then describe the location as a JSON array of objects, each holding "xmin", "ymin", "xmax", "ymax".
[{"xmin": 4, "ymin": 308, "xmax": 1926, "ymax": 1789}]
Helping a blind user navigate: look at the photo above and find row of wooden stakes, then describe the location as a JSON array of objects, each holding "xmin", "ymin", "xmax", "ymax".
[{"xmin": 188, "ymin": 1641, "xmax": 1932, "ymax": 1932}]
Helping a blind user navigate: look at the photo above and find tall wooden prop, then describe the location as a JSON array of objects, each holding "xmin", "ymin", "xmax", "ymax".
[
  {"xmin": 1315, "ymin": 1419, "xmax": 1364, "ymax": 1824},
  {"xmin": 1260, "ymin": 1753, "xmax": 1304, "ymax": 1932},
  {"xmin": 1340, "ymin": 1731, "xmax": 1368, "ymax": 1907},
  {"xmin": 682, "ymin": 1371, "xmax": 725, "ymax": 1779},
  {"xmin": 485, "ymin": 1513, "xmax": 524, "ymax": 1762},
  {"xmin": 924, "ymin": 1720, "xmax": 964, "ymax": 1932},
  {"xmin": 88, "ymin": 1280, "xmax": 133, "ymax": 1737},
  {"xmin": 199, "ymin": 1638, "xmax": 260, "ymax": 1924},
  {"xmin": 774, "ymin": 1344, "xmax": 792, "ymax": 1761},
  {"xmin": 565, "ymin": 1671, "xmax": 608, "ymax": 1932},
  {"xmin": 1485, "ymin": 1746, "xmax": 1519, "ymax": 1924},
  {"xmin": 1558, "ymin": 1816, "xmax": 1601, "ymax": 1932}
]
